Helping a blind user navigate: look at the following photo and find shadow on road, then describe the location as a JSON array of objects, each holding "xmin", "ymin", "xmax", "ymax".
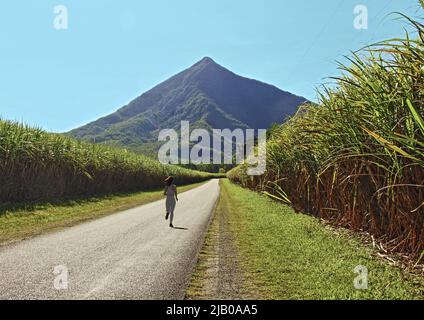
[{"xmin": 172, "ymin": 227, "xmax": 189, "ymax": 231}]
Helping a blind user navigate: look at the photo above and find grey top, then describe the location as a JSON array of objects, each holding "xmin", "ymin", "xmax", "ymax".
[{"xmin": 164, "ymin": 184, "xmax": 177, "ymax": 197}]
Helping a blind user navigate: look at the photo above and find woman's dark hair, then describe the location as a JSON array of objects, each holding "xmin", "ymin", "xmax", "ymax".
[{"xmin": 164, "ymin": 176, "xmax": 174, "ymax": 186}]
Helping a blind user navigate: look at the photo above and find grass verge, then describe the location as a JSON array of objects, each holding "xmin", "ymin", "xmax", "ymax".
[
  {"xmin": 0, "ymin": 181, "xmax": 207, "ymax": 246},
  {"xmin": 186, "ymin": 179, "xmax": 261, "ymax": 300},
  {"xmin": 187, "ymin": 179, "xmax": 423, "ymax": 300}
]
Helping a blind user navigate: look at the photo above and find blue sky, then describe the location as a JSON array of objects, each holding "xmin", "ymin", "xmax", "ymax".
[{"xmin": 0, "ymin": 0, "xmax": 422, "ymax": 132}]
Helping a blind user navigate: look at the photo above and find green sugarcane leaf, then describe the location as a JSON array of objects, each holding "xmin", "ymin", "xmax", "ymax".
[{"xmin": 406, "ymin": 99, "xmax": 424, "ymax": 136}]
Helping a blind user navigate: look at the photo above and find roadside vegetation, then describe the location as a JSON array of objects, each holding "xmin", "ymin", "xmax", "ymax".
[
  {"xmin": 0, "ymin": 119, "xmax": 217, "ymax": 204},
  {"xmin": 187, "ymin": 180, "xmax": 423, "ymax": 300},
  {"xmin": 228, "ymin": 6, "xmax": 424, "ymax": 261},
  {"xmin": 0, "ymin": 181, "xmax": 206, "ymax": 245}
]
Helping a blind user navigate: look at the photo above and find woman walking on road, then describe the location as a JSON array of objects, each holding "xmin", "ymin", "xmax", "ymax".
[{"xmin": 164, "ymin": 176, "xmax": 178, "ymax": 228}]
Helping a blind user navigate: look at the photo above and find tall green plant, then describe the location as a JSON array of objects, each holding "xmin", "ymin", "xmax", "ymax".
[
  {"xmin": 0, "ymin": 119, "xmax": 216, "ymax": 203},
  {"xmin": 228, "ymin": 4, "xmax": 424, "ymax": 259}
]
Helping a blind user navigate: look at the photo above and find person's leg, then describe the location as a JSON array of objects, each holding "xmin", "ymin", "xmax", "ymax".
[
  {"xmin": 169, "ymin": 199, "xmax": 176, "ymax": 227},
  {"xmin": 165, "ymin": 197, "xmax": 171, "ymax": 220}
]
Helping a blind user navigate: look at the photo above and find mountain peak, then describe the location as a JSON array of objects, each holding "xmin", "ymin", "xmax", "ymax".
[
  {"xmin": 69, "ymin": 58, "xmax": 308, "ymax": 154},
  {"xmin": 194, "ymin": 56, "xmax": 217, "ymax": 67},
  {"xmin": 199, "ymin": 56, "xmax": 215, "ymax": 63}
]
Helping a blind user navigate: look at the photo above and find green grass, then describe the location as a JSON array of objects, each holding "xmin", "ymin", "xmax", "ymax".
[
  {"xmin": 0, "ymin": 181, "xmax": 206, "ymax": 245},
  {"xmin": 186, "ymin": 179, "xmax": 261, "ymax": 300},
  {"xmin": 211, "ymin": 180, "xmax": 423, "ymax": 300}
]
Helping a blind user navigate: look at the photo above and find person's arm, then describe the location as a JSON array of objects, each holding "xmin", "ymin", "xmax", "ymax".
[
  {"xmin": 163, "ymin": 186, "xmax": 167, "ymax": 196},
  {"xmin": 174, "ymin": 185, "xmax": 178, "ymax": 201}
]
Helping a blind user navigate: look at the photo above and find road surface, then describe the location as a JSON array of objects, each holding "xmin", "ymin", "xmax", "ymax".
[{"xmin": 0, "ymin": 179, "xmax": 220, "ymax": 300}]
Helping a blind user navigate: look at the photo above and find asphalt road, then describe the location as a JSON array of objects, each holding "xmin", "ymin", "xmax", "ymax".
[{"xmin": 0, "ymin": 179, "xmax": 220, "ymax": 300}]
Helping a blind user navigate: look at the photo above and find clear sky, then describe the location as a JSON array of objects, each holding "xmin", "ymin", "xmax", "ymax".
[{"xmin": 0, "ymin": 0, "xmax": 422, "ymax": 132}]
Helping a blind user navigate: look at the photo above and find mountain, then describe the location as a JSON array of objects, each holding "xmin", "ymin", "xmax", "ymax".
[{"xmin": 69, "ymin": 57, "xmax": 308, "ymax": 155}]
